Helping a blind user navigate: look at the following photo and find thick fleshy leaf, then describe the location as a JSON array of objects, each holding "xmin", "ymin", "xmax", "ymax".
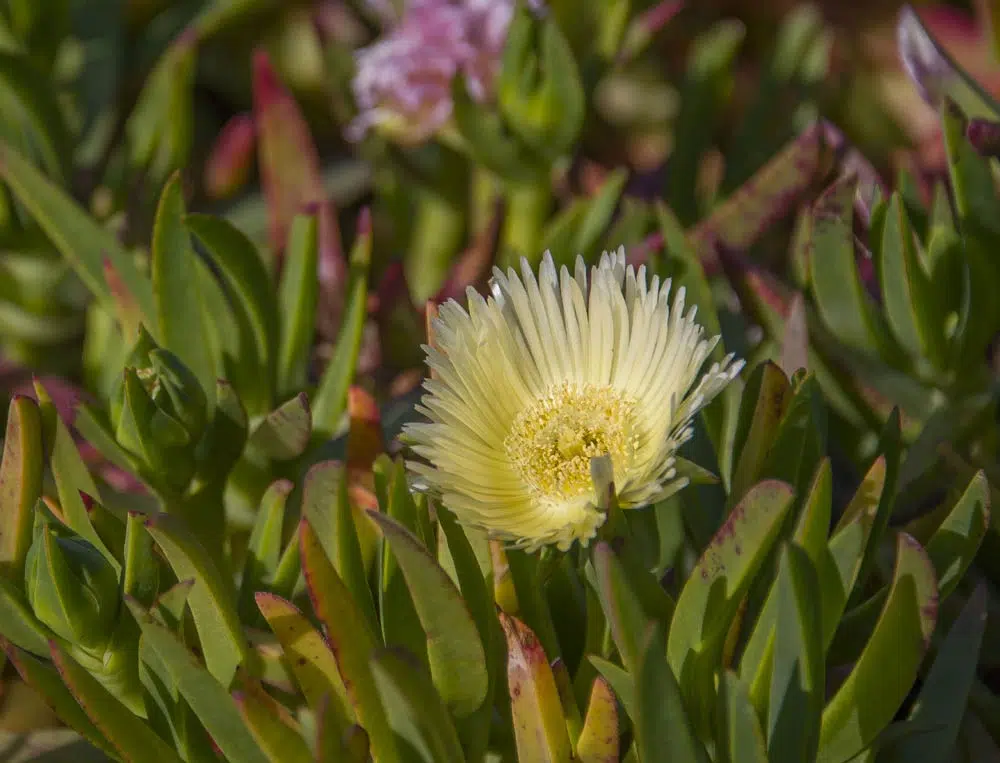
[
  {"xmin": 187, "ymin": 213, "xmax": 280, "ymax": 410},
  {"xmin": 233, "ymin": 679, "xmax": 313, "ymax": 763},
  {"xmin": 498, "ymin": 5, "xmax": 585, "ymax": 159},
  {"xmin": 809, "ymin": 176, "xmax": 896, "ymax": 357},
  {"xmin": 238, "ymin": 480, "xmax": 293, "ymax": 621},
  {"xmin": 877, "ymin": 193, "xmax": 947, "ymax": 365},
  {"xmin": 925, "ymin": 471, "xmax": 990, "ymax": 601},
  {"xmin": 312, "ymin": 209, "xmax": 371, "ymax": 438},
  {"xmin": 500, "ymin": 612, "xmax": 573, "ymax": 763},
  {"xmin": 376, "ymin": 456, "xmax": 431, "ymax": 668},
  {"xmin": 300, "ymin": 461, "xmax": 378, "ymax": 633},
  {"xmin": 0, "ymin": 140, "xmax": 155, "ymax": 324},
  {"xmin": 35, "ymin": 380, "xmax": 118, "ymax": 572},
  {"xmin": 50, "ymin": 641, "xmax": 182, "ymax": 762},
  {"xmin": 123, "ymin": 511, "xmax": 159, "ymax": 608},
  {"xmin": 718, "ymin": 671, "xmax": 767, "ymax": 763},
  {"xmin": 881, "ymin": 583, "xmax": 987, "ymax": 762},
  {"xmin": 0, "ymin": 395, "xmax": 42, "ymax": 582},
  {"xmin": 637, "ymin": 623, "xmax": 710, "ymax": 763},
  {"xmin": 817, "ymin": 534, "xmax": 938, "ymax": 763},
  {"xmin": 5, "ymin": 643, "xmax": 116, "ymax": 757},
  {"xmin": 436, "ymin": 505, "xmax": 498, "ymax": 761},
  {"xmin": 739, "ymin": 460, "xmax": 831, "ymax": 686},
  {"xmin": 254, "ymin": 593, "xmax": 351, "ymax": 730},
  {"xmin": 667, "ymin": 480, "xmax": 795, "ymax": 734},
  {"xmin": 688, "ymin": 121, "xmax": 835, "ymax": 268},
  {"xmin": 127, "ymin": 600, "xmax": 269, "ymax": 763},
  {"xmin": 576, "ymin": 676, "xmax": 619, "ymax": 763},
  {"xmin": 821, "ymin": 457, "xmax": 886, "ymax": 651},
  {"xmin": 371, "ymin": 646, "xmax": 466, "ymax": 763},
  {"xmin": 144, "ymin": 513, "xmax": 249, "ymax": 687},
  {"xmin": 588, "ymin": 656, "xmax": 635, "ymax": 722},
  {"xmin": 276, "ymin": 212, "xmax": 319, "ymax": 396},
  {"xmin": 729, "ymin": 362, "xmax": 792, "ymax": 503},
  {"xmin": 0, "ymin": 573, "xmax": 53, "ymax": 654},
  {"xmin": 151, "ymin": 173, "xmax": 216, "ymax": 402},
  {"xmin": 765, "ymin": 544, "xmax": 823, "ymax": 763},
  {"xmin": 300, "ymin": 517, "xmax": 401, "ymax": 763},
  {"xmin": 367, "ymin": 511, "xmax": 489, "ymax": 718},
  {"xmin": 591, "ymin": 540, "xmax": 675, "ymax": 673},
  {"xmin": 247, "ymin": 393, "xmax": 312, "ymax": 461}
]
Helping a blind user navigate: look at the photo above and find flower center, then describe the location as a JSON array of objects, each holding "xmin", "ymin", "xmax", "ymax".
[{"xmin": 505, "ymin": 383, "xmax": 637, "ymax": 501}]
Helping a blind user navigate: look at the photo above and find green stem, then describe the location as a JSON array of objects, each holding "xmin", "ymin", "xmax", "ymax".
[{"xmin": 500, "ymin": 181, "xmax": 552, "ymax": 267}]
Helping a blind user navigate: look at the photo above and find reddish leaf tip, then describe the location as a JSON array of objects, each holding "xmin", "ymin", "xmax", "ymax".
[{"xmin": 356, "ymin": 207, "xmax": 372, "ymax": 237}]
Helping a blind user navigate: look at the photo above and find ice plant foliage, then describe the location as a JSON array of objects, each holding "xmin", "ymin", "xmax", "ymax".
[
  {"xmin": 405, "ymin": 248, "xmax": 744, "ymax": 551},
  {"xmin": 348, "ymin": 0, "xmax": 523, "ymax": 143}
]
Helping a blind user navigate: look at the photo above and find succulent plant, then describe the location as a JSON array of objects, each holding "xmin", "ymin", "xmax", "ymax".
[{"xmin": 1, "ymin": 0, "xmax": 1000, "ymax": 761}]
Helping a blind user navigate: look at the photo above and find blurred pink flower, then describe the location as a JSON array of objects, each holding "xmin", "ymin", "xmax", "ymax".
[{"xmin": 348, "ymin": 0, "xmax": 535, "ymax": 144}]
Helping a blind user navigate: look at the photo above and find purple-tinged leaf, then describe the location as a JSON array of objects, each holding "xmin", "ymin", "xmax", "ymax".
[
  {"xmin": 253, "ymin": 51, "xmax": 345, "ymax": 338},
  {"xmin": 688, "ymin": 121, "xmax": 837, "ymax": 271},
  {"xmin": 204, "ymin": 113, "xmax": 255, "ymax": 200}
]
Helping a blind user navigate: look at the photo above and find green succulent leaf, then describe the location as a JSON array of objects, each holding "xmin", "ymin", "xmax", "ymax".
[
  {"xmin": 588, "ymin": 656, "xmax": 635, "ymax": 722},
  {"xmin": 730, "ymin": 362, "xmax": 792, "ymax": 503},
  {"xmin": 5, "ymin": 644, "xmax": 117, "ymax": 758},
  {"xmin": 821, "ymin": 456, "xmax": 886, "ymax": 652},
  {"xmin": 312, "ymin": 214, "xmax": 371, "ymax": 438},
  {"xmin": 764, "ymin": 544, "xmax": 823, "ymax": 762},
  {"xmin": 591, "ymin": 539, "xmax": 675, "ymax": 674},
  {"xmin": 151, "ymin": 173, "xmax": 216, "ymax": 405},
  {"xmin": 233, "ymin": 679, "xmax": 313, "ymax": 763},
  {"xmin": 817, "ymin": 533, "xmax": 938, "ymax": 763},
  {"xmin": 127, "ymin": 599, "xmax": 269, "ymax": 763},
  {"xmin": 367, "ymin": 510, "xmax": 489, "ymax": 718},
  {"xmin": 880, "ymin": 583, "xmax": 988, "ymax": 762},
  {"xmin": 498, "ymin": 2, "xmax": 585, "ymax": 159},
  {"xmin": 144, "ymin": 513, "xmax": 249, "ymax": 687},
  {"xmin": 637, "ymin": 622, "xmax": 711, "ymax": 763},
  {"xmin": 717, "ymin": 671, "xmax": 768, "ymax": 763},
  {"xmin": 35, "ymin": 380, "xmax": 119, "ymax": 572},
  {"xmin": 668, "ymin": 480, "xmax": 795, "ymax": 735},
  {"xmin": 51, "ymin": 640, "xmax": 182, "ymax": 762},
  {"xmin": 255, "ymin": 592, "xmax": 353, "ymax": 727},
  {"xmin": 123, "ymin": 511, "xmax": 159, "ymax": 608},
  {"xmin": 0, "ymin": 572, "xmax": 53, "ymax": 654},
  {"xmin": 809, "ymin": 176, "xmax": 897, "ymax": 358},
  {"xmin": 300, "ymin": 517, "xmax": 402, "ymax": 763},
  {"xmin": 877, "ymin": 194, "xmax": 947, "ymax": 366},
  {"xmin": 276, "ymin": 212, "xmax": 320, "ymax": 397},
  {"xmin": 925, "ymin": 471, "xmax": 990, "ymax": 601},
  {"xmin": 238, "ymin": 479, "xmax": 293, "ymax": 621},
  {"xmin": 300, "ymin": 461, "xmax": 378, "ymax": 633},
  {"xmin": 370, "ymin": 646, "xmax": 466, "ymax": 763},
  {"xmin": 0, "ymin": 140, "xmax": 156, "ymax": 325},
  {"xmin": 187, "ymin": 213, "xmax": 280, "ymax": 412},
  {"xmin": 0, "ymin": 394, "xmax": 42, "ymax": 583},
  {"xmin": 247, "ymin": 392, "xmax": 312, "ymax": 461}
]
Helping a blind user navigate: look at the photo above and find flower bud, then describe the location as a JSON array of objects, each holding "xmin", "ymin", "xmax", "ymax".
[{"xmin": 25, "ymin": 527, "xmax": 120, "ymax": 653}]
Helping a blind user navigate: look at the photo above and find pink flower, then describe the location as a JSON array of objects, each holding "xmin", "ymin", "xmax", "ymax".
[{"xmin": 348, "ymin": 0, "xmax": 534, "ymax": 144}]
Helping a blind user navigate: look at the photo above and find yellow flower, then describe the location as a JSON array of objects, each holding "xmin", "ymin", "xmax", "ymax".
[{"xmin": 405, "ymin": 248, "xmax": 744, "ymax": 551}]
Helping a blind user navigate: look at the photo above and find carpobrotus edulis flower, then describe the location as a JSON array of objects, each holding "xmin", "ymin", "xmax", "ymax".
[{"xmin": 404, "ymin": 247, "xmax": 744, "ymax": 552}]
